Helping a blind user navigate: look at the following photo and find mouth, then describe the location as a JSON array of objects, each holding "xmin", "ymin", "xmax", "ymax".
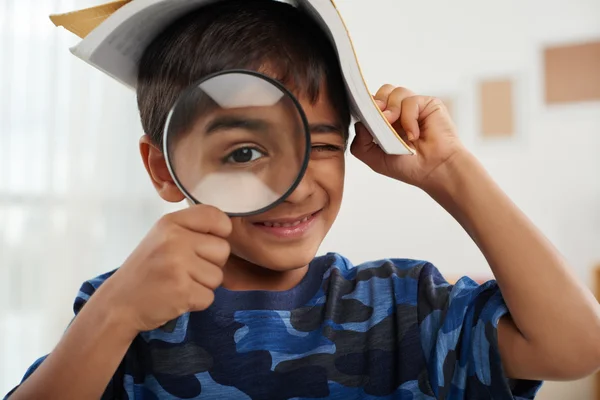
[{"xmin": 252, "ymin": 210, "xmax": 322, "ymax": 239}]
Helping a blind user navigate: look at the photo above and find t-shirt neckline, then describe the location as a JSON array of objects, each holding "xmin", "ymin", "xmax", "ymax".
[{"xmin": 208, "ymin": 253, "xmax": 335, "ymax": 314}]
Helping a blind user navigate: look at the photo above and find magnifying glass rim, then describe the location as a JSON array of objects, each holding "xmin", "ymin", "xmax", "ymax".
[{"xmin": 162, "ymin": 69, "xmax": 312, "ymax": 217}]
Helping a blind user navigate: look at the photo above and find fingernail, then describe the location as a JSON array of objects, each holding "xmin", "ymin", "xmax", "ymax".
[
  {"xmin": 406, "ymin": 132, "xmax": 414, "ymax": 141},
  {"xmin": 375, "ymin": 100, "xmax": 385, "ymax": 109},
  {"xmin": 383, "ymin": 110, "xmax": 393, "ymax": 118}
]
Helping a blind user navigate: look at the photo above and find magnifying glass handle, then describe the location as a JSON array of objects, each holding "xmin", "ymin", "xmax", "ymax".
[{"xmin": 160, "ymin": 318, "xmax": 178, "ymax": 332}]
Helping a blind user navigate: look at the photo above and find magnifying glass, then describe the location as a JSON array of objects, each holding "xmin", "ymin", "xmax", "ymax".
[
  {"xmin": 160, "ymin": 70, "xmax": 311, "ymax": 331},
  {"xmin": 164, "ymin": 69, "xmax": 311, "ymax": 215}
]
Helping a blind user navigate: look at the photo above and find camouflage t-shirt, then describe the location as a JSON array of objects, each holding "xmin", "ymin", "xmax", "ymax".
[{"xmin": 11, "ymin": 253, "xmax": 542, "ymax": 399}]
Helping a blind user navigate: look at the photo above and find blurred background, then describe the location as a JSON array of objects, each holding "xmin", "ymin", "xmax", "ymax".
[{"xmin": 1, "ymin": 0, "xmax": 599, "ymax": 398}]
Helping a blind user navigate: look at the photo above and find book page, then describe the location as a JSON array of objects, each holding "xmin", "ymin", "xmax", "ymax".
[
  {"xmin": 103, "ymin": 0, "xmax": 215, "ymax": 62},
  {"xmin": 299, "ymin": 0, "xmax": 412, "ymax": 154}
]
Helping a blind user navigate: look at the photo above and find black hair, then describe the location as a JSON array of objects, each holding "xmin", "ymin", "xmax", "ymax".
[{"xmin": 136, "ymin": 0, "xmax": 351, "ymax": 147}]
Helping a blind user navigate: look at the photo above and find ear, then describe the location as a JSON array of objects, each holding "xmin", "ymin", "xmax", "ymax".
[{"xmin": 139, "ymin": 135, "xmax": 185, "ymax": 203}]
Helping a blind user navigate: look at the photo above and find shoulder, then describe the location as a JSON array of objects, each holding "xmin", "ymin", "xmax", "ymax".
[
  {"xmin": 73, "ymin": 269, "xmax": 118, "ymax": 314},
  {"xmin": 325, "ymin": 252, "xmax": 439, "ymax": 282},
  {"xmin": 322, "ymin": 253, "xmax": 453, "ymax": 306},
  {"xmin": 322, "ymin": 254, "xmax": 494, "ymax": 308}
]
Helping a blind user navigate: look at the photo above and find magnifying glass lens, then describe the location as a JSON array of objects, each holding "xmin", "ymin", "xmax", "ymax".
[{"xmin": 164, "ymin": 72, "xmax": 309, "ymax": 215}]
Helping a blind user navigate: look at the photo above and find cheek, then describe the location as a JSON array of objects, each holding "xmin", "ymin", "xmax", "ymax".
[{"xmin": 312, "ymin": 155, "xmax": 345, "ymax": 203}]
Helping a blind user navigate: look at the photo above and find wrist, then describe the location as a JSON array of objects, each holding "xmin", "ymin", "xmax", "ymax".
[
  {"xmin": 421, "ymin": 148, "xmax": 501, "ymax": 235},
  {"xmin": 83, "ymin": 279, "xmax": 141, "ymax": 341},
  {"xmin": 421, "ymin": 147, "xmax": 483, "ymax": 200},
  {"xmin": 13, "ymin": 279, "xmax": 139, "ymax": 400}
]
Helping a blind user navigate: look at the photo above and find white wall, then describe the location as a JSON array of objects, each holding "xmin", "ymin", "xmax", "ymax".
[
  {"xmin": 323, "ymin": 0, "xmax": 600, "ymax": 398},
  {"xmin": 1, "ymin": 0, "xmax": 599, "ymax": 398}
]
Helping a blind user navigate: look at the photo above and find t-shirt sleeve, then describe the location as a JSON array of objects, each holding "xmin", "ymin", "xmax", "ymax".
[
  {"xmin": 3, "ymin": 356, "xmax": 47, "ymax": 399},
  {"xmin": 4, "ymin": 270, "xmax": 120, "ymax": 399},
  {"xmin": 417, "ymin": 262, "xmax": 543, "ymax": 400}
]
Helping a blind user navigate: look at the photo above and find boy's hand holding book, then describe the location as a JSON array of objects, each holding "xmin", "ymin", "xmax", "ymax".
[{"xmin": 351, "ymin": 85, "xmax": 465, "ymax": 193}]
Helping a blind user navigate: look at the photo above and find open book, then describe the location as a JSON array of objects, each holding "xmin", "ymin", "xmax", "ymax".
[{"xmin": 50, "ymin": 0, "xmax": 414, "ymax": 155}]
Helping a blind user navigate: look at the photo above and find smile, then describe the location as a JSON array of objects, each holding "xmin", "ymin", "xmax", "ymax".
[
  {"xmin": 252, "ymin": 210, "xmax": 322, "ymax": 239},
  {"xmin": 260, "ymin": 215, "xmax": 311, "ymax": 228}
]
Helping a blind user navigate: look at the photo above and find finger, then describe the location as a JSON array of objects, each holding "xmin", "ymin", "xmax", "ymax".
[
  {"xmin": 373, "ymin": 84, "xmax": 396, "ymax": 107},
  {"xmin": 384, "ymin": 87, "xmax": 416, "ymax": 125},
  {"xmin": 350, "ymin": 123, "xmax": 386, "ymax": 174},
  {"xmin": 399, "ymin": 96, "xmax": 438, "ymax": 141},
  {"xmin": 163, "ymin": 205, "xmax": 232, "ymax": 238},
  {"xmin": 192, "ymin": 233, "xmax": 231, "ymax": 267},
  {"xmin": 373, "ymin": 97, "xmax": 386, "ymax": 110},
  {"xmin": 187, "ymin": 257, "xmax": 224, "ymax": 290},
  {"xmin": 372, "ymin": 93, "xmax": 387, "ymax": 111},
  {"xmin": 188, "ymin": 284, "xmax": 216, "ymax": 312}
]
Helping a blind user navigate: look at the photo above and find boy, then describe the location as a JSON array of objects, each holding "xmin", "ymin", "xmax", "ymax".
[{"xmin": 7, "ymin": 0, "xmax": 600, "ymax": 399}]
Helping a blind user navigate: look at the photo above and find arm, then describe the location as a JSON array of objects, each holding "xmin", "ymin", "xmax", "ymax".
[
  {"xmin": 352, "ymin": 84, "xmax": 600, "ymax": 381},
  {"xmin": 424, "ymin": 149, "xmax": 600, "ymax": 381},
  {"xmin": 10, "ymin": 205, "xmax": 232, "ymax": 399},
  {"xmin": 9, "ymin": 287, "xmax": 137, "ymax": 400}
]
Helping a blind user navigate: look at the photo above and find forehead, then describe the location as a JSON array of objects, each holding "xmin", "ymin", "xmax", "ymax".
[
  {"xmin": 256, "ymin": 64, "xmax": 340, "ymax": 122},
  {"xmin": 297, "ymin": 88, "xmax": 340, "ymax": 124}
]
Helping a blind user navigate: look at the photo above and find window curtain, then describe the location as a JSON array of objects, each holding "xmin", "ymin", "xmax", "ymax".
[{"xmin": 0, "ymin": 0, "xmax": 173, "ymax": 392}]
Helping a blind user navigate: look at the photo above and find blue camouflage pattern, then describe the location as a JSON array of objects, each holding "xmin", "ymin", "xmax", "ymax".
[{"xmin": 8, "ymin": 253, "xmax": 542, "ymax": 399}]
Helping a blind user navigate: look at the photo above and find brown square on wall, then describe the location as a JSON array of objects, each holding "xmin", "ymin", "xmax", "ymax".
[
  {"xmin": 480, "ymin": 79, "xmax": 515, "ymax": 137},
  {"xmin": 545, "ymin": 41, "xmax": 600, "ymax": 104}
]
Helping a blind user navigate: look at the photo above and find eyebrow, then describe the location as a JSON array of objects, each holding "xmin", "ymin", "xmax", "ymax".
[
  {"xmin": 204, "ymin": 116, "xmax": 343, "ymax": 137},
  {"xmin": 204, "ymin": 116, "xmax": 270, "ymax": 135},
  {"xmin": 309, "ymin": 123, "xmax": 344, "ymax": 135}
]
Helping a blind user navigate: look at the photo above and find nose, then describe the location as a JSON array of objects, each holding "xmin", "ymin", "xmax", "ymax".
[{"xmin": 283, "ymin": 168, "xmax": 316, "ymax": 204}]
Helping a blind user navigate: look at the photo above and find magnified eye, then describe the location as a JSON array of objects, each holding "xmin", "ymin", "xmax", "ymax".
[{"xmin": 224, "ymin": 147, "xmax": 266, "ymax": 164}]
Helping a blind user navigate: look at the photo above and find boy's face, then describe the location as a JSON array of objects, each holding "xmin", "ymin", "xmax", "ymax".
[
  {"xmin": 228, "ymin": 86, "xmax": 346, "ymax": 271},
  {"xmin": 144, "ymin": 83, "xmax": 346, "ymax": 271}
]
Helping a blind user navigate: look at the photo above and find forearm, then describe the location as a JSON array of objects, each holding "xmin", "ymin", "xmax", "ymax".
[
  {"xmin": 424, "ymin": 150, "xmax": 600, "ymax": 370},
  {"xmin": 10, "ymin": 286, "xmax": 137, "ymax": 400}
]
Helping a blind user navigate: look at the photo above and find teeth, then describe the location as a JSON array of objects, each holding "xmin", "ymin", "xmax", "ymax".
[{"xmin": 262, "ymin": 214, "xmax": 312, "ymax": 227}]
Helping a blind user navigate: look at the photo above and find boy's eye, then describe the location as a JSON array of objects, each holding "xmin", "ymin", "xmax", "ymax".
[
  {"xmin": 312, "ymin": 144, "xmax": 342, "ymax": 153},
  {"xmin": 224, "ymin": 147, "xmax": 265, "ymax": 164}
]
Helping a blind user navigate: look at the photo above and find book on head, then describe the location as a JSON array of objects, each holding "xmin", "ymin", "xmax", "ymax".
[{"xmin": 49, "ymin": 0, "xmax": 414, "ymax": 155}]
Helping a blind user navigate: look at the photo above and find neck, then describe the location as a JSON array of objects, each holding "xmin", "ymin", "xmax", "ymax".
[{"xmin": 222, "ymin": 254, "xmax": 309, "ymax": 292}]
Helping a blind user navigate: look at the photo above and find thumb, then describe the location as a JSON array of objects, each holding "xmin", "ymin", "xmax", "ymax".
[{"xmin": 350, "ymin": 122, "xmax": 387, "ymax": 173}]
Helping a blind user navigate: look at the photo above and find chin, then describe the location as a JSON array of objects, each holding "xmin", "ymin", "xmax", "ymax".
[{"xmin": 233, "ymin": 240, "xmax": 321, "ymax": 272}]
